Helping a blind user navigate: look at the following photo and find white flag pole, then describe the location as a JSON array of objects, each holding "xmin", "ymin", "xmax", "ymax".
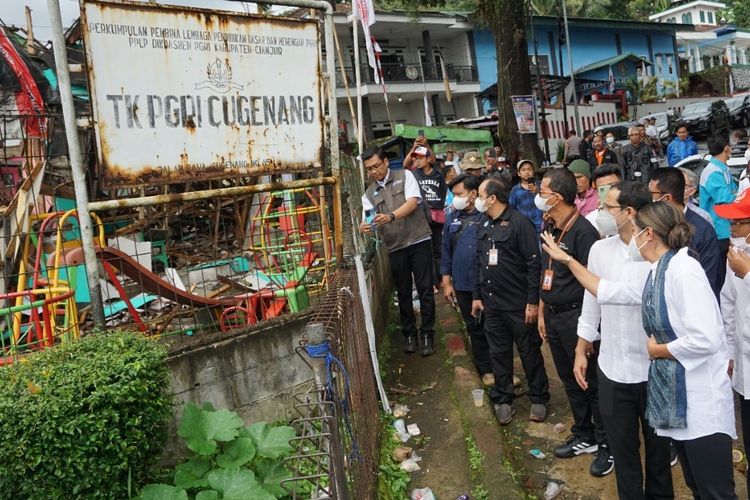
[{"xmin": 353, "ymin": 15, "xmax": 365, "ymax": 182}]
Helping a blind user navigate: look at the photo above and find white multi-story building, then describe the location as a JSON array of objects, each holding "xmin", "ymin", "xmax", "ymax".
[{"xmin": 650, "ymin": 0, "xmax": 750, "ymax": 76}]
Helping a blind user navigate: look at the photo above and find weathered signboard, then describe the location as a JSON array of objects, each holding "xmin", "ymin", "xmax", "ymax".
[{"xmin": 80, "ymin": 0, "xmax": 323, "ymax": 185}]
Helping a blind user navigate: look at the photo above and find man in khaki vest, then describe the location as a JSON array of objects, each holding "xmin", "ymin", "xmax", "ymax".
[{"xmin": 359, "ymin": 146, "xmax": 436, "ymax": 356}]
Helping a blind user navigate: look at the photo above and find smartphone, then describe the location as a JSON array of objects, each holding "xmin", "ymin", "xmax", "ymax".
[
  {"xmin": 365, "ymin": 208, "xmax": 376, "ymax": 224},
  {"xmin": 417, "ymin": 129, "xmax": 425, "ymax": 137}
]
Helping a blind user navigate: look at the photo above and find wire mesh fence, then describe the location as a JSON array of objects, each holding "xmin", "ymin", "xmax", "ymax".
[
  {"xmin": 0, "ymin": 111, "xmax": 339, "ymax": 362},
  {"xmin": 283, "ymin": 269, "xmax": 381, "ymax": 500}
]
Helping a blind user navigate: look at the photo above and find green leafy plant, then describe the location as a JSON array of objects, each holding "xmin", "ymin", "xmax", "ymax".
[
  {"xmin": 139, "ymin": 403, "xmax": 296, "ymax": 499},
  {"xmin": 376, "ymin": 413, "xmax": 411, "ymax": 500},
  {"xmin": 0, "ymin": 330, "xmax": 171, "ymax": 498}
]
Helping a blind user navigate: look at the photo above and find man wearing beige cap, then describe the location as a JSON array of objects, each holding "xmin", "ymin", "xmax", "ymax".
[{"xmin": 461, "ymin": 150, "xmax": 484, "ymax": 177}]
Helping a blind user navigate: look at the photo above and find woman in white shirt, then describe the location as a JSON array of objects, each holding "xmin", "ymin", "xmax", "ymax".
[{"xmin": 542, "ymin": 201, "xmax": 736, "ymax": 499}]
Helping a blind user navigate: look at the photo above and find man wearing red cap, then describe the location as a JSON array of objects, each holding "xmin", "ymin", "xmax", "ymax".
[{"xmin": 716, "ymin": 191, "xmax": 750, "ymax": 496}]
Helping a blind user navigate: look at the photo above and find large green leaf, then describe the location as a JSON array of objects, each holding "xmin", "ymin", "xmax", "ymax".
[
  {"xmin": 245, "ymin": 423, "xmax": 295, "ymax": 459},
  {"xmin": 177, "ymin": 403, "xmax": 244, "ymax": 456},
  {"xmin": 206, "ymin": 468, "xmax": 275, "ymax": 500},
  {"xmin": 138, "ymin": 484, "xmax": 188, "ymax": 500},
  {"xmin": 216, "ymin": 437, "xmax": 256, "ymax": 469},
  {"xmin": 194, "ymin": 491, "xmax": 219, "ymax": 500},
  {"xmin": 173, "ymin": 458, "xmax": 211, "ymax": 489},
  {"xmin": 255, "ymin": 458, "xmax": 293, "ymax": 497}
]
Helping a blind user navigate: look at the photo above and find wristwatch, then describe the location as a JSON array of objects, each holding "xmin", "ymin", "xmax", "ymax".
[
  {"xmin": 565, "ymin": 255, "xmax": 573, "ymax": 265},
  {"xmin": 389, "ymin": 213, "xmax": 396, "ymax": 222}
]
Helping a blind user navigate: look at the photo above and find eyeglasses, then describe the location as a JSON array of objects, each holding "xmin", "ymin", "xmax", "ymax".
[
  {"xmin": 603, "ymin": 203, "xmax": 623, "ymax": 210},
  {"xmin": 730, "ymin": 220, "xmax": 750, "ymax": 226},
  {"xmin": 649, "ymin": 191, "xmax": 665, "ymax": 196}
]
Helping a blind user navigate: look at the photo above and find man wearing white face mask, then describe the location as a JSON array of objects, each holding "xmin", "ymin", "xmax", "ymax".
[
  {"xmin": 717, "ymin": 191, "xmax": 750, "ymax": 496},
  {"xmin": 471, "ymin": 177, "xmax": 550, "ymax": 425},
  {"xmin": 605, "ymin": 132, "xmax": 624, "ymax": 170},
  {"xmin": 576, "ymin": 182, "xmax": 675, "ymax": 492},
  {"xmin": 536, "ymin": 169, "xmax": 611, "ymax": 475},
  {"xmin": 441, "ymin": 174, "xmax": 494, "ymax": 386}
]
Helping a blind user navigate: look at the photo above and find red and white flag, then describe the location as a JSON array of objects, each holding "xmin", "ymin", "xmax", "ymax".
[
  {"xmin": 608, "ymin": 65, "xmax": 615, "ymax": 93},
  {"xmin": 373, "ymin": 38, "xmax": 388, "ymax": 102},
  {"xmin": 353, "ymin": 0, "xmax": 380, "ymax": 83}
]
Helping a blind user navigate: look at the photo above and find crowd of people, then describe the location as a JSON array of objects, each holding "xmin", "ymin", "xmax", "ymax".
[{"xmin": 359, "ymin": 126, "xmax": 750, "ymax": 498}]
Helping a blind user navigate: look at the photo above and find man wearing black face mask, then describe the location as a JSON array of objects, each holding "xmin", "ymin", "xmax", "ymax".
[
  {"xmin": 537, "ymin": 168, "xmax": 610, "ymax": 476},
  {"xmin": 471, "ymin": 177, "xmax": 550, "ymax": 426}
]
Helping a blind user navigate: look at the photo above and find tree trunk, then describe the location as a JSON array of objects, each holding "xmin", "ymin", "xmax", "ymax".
[{"xmin": 481, "ymin": 0, "xmax": 544, "ymax": 166}]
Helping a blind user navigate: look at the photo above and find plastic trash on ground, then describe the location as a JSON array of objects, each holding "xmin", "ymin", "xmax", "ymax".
[
  {"xmin": 544, "ymin": 481, "xmax": 562, "ymax": 499},
  {"xmin": 411, "ymin": 487, "xmax": 436, "ymax": 500},
  {"xmin": 393, "ymin": 403, "xmax": 410, "ymax": 418},
  {"xmin": 529, "ymin": 448, "xmax": 546, "ymax": 459},
  {"xmin": 393, "ymin": 418, "xmax": 411, "ymax": 443},
  {"xmin": 407, "ymin": 423, "xmax": 421, "ymax": 436},
  {"xmin": 393, "ymin": 446, "xmax": 412, "ymax": 462},
  {"xmin": 401, "ymin": 458, "xmax": 421, "ymax": 472}
]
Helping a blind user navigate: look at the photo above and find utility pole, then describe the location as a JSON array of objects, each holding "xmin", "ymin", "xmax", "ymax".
[
  {"xmin": 529, "ymin": 8, "xmax": 550, "ymax": 164},
  {"xmin": 557, "ymin": 17, "xmax": 569, "ymax": 136},
  {"xmin": 561, "ymin": 0, "xmax": 581, "ymax": 134},
  {"xmin": 47, "ymin": 0, "xmax": 105, "ymax": 326}
]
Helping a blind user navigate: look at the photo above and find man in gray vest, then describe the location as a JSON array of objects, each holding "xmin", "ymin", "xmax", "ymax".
[{"xmin": 359, "ymin": 146, "xmax": 437, "ymax": 356}]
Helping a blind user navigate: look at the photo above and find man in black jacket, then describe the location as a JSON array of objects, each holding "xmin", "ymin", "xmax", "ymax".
[
  {"xmin": 588, "ymin": 135, "xmax": 619, "ymax": 172},
  {"xmin": 622, "ymin": 126, "xmax": 658, "ymax": 183}
]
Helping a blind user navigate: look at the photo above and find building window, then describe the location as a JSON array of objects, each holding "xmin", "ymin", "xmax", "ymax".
[
  {"xmin": 681, "ymin": 13, "xmax": 693, "ymax": 24},
  {"xmin": 699, "ymin": 11, "xmax": 705, "ymax": 23},
  {"xmin": 707, "ymin": 11, "xmax": 714, "ymax": 23}
]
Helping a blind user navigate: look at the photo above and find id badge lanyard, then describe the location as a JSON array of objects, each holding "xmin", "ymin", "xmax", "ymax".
[{"xmin": 542, "ymin": 211, "xmax": 579, "ymax": 291}]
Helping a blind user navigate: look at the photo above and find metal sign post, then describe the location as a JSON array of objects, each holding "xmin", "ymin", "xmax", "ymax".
[{"xmin": 47, "ymin": 0, "xmax": 106, "ymax": 326}]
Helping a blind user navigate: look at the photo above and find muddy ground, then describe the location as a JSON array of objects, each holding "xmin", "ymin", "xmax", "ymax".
[{"xmin": 380, "ymin": 294, "xmax": 747, "ymax": 499}]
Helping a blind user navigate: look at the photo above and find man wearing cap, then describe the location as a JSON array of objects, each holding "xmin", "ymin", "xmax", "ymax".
[
  {"xmin": 509, "ymin": 159, "xmax": 543, "ymax": 232},
  {"xmin": 462, "ymin": 150, "xmax": 484, "ymax": 177},
  {"xmin": 412, "ymin": 146, "xmax": 448, "ymax": 287},
  {"xmin": 569, "ymin": 159, "xmax": 599, "ymax": 217},
  {"xmin": 358, "ymin": 146, "xmax": 437, "ymax": 357},
  {"xmin": 716, "ymin": 190, "xmax": 750, "ymax": 497}
]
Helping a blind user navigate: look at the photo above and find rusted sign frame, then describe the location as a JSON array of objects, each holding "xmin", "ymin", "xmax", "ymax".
[{"xmin": 79, "ymin": 0, "xmax": 332, "ymax": 188}]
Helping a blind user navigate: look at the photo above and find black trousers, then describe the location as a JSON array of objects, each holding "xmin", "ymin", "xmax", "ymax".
[
  {"xmin": 430, "ymin": 222, "xmax": 443, "ymax": 285},
  {"xmin": 545, "ymin": 307, "xmax": 606, "ymax": 444},
  {"xmin": 718, "ymin": 238, "xmax": 730, "ymax": 294},
  {"xmin": 485, "ymin": 308, "xmax": 550, "ymax": 405},
  {"xmin": 389, "ymin": 240, "xmax": 435, "ymax": 338},
  {"xmin": 739, "ymin": 395, "xmax": 750, "ymax": 498},
  {"xmin": 598, "ymin": 368, "xmax": 673, "ymax": 500},
  {"xmin": 672, "ymin": 433, "xmax": 736, "ymax": 500},
  {"xmin": 455, "ymin": 290, "xmax": 492, "ymax": 376}
]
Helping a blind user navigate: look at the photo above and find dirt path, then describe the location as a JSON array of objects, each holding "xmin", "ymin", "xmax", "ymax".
[{"xmin": 381, "ymin": 294, "xmax": 748, "ymax": 499}]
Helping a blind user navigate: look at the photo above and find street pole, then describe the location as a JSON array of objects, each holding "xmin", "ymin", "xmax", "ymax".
[
  {"xmin": 529, "ymin": 9, "xmax": 550, "ymax": 164},
  {"xmin": 47, "ymin": 0, "xmax": 105, "ymax": 327},
  {"xmin": 558, "ymin": 40, "xmax": 569, "ymax": 136},
  {"xmin": 561, "ymin": 0, "xmax": 581, "ymax": 134},
  {"xmin": 353, "ymin": 16, "xmax": 365, "ymax": 183}
]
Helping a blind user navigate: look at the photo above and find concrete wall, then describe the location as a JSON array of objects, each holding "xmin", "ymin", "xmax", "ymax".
[{"xmin": 161, "ymin": 313, "xmax": 313, "ymax": 461}]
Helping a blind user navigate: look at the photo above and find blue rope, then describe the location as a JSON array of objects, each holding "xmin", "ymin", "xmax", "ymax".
[{"xmin": 304, "ymin": 341, "xmax": 361, "ymax": 460}]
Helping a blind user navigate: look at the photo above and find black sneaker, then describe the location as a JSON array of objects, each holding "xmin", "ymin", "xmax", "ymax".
[
  {"xmin": 670, "ymin": 443, "xmax": 678, "ymax": 467},
  {"xmin": 590, "ymin": 445, "xmax": 615, "ymax": 477},
  {"xmin": 554, "ymin": 434, "xmax": 598, "ymax": 458},
  {"xmin": 403, "ymin": 336, "xmax": 418, "ymax": 354}
]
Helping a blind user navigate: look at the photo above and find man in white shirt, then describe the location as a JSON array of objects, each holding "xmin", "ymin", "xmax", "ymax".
[
  {"xmin": 716, "ymin": 190, "xmax": 750, "ymax": 497},
  {"xmin": 574, "ymin": 181, "xmax": 674, "ymax": 497}
]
